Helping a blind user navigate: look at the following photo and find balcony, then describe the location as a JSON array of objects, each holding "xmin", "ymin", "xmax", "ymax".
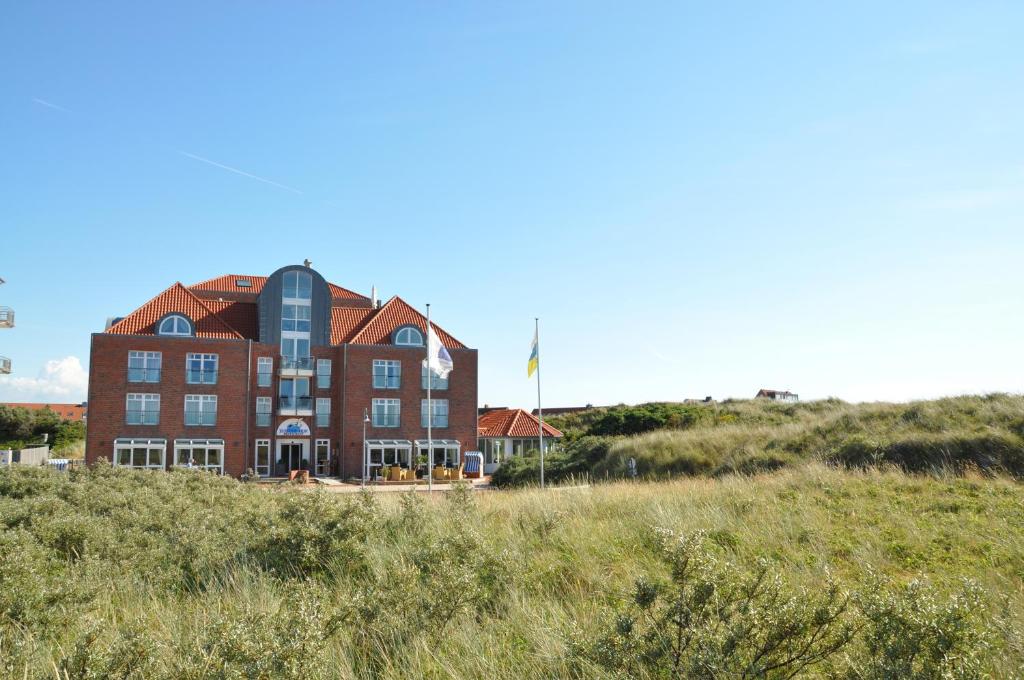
[
  {"xmin": 0, "ymin": 356, "xmax": 9, "ymax": 374},
  {"xmin": 278, "ymin": 355, "xmax": 314, "ymax": 376},
  {"xmin": 278, "ymin": 395, "xmax": 313, "ymax": 416},
  {"xmin": 0, "ymin": 307, "xmax": 13, "ymax": 329}
]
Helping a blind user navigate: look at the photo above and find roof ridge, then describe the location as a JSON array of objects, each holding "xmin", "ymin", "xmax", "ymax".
[
  {"xmin": 106, "ymin": 282, "xmax": 183, "ymax": 335},
  {"xmin": 106, "ymin": 282, "xmax": 244, "ymax": 339}
]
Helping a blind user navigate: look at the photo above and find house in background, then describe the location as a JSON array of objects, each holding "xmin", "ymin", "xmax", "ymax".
[
  {"xmin": 0, "ymin": 402, "xmax": 88, "ymax": 422},
  {"xmin": 755, "ymin": 389, "xmax": 799, "ymax": 403},
  {"xmin": 85, "ymin": 263, "xmax": 477, "ymax": 479},
  {"xmin": 478, "ymin": 407, "xmax": 562, "ymax": 475}
]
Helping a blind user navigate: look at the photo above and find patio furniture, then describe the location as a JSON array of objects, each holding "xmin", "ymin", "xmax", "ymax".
[
  {"xmin": 388, "ymin": 465, "xmax": 404, "ymax": 482},
  {"xmin": 432, "ymin": 465, "xmax": 447, "ymax": 480},
  {"xmin": 448, "ymin": 463, "xmax": 465, "ymax": 481}
]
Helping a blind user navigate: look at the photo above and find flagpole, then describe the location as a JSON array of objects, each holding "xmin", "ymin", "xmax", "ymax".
[
  {"xmin": 536, "ymin": 317, "xmax": 545, "ymax": 489},
  {"xmin": 426, "ymin": 303, "xmax": 433, "ymax": 494}
]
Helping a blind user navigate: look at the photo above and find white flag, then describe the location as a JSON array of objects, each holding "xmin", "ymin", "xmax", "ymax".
[{"xmin": 424, "ymin": 324, "xmax": 454, "ymax": 379}]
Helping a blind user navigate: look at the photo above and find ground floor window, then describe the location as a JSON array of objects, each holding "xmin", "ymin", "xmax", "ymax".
[
  {"xmin": 174, "ymin": 439, "xmax": 225, "ymax": 473},
  {"xmin": 414, "ymin": 439, "xmax": 460, "ymax": 468},
  {"xmin": 255, "ymin": 439, "xmax": 270, "ymax": 477},
  {"xmin": 315, "ymin": 439, "xmax": 330, "ymax": 476},
  {"xmin": 483, "ymin": 438, "xmax": 504, "ymax": 465},
  {"xmin": 113, "ymin": 438, "xmax": 166, "ymax": 470},
  {"xmin": 364, "ymin": 439, "xmax": 413, "ymax": 478}
]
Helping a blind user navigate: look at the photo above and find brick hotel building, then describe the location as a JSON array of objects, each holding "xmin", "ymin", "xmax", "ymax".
[{"xmin": 85, "ymin": 264, "xmax": 478, "ymax": 478}]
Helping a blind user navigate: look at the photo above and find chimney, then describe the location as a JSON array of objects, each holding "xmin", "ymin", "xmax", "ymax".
[{"xmin": 371, "ymin": 285, "xmax": 377, "ymax": 308}]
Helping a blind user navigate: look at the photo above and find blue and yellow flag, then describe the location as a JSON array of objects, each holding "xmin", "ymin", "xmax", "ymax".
[{"xmin": 528, "ymin": 328, "xmax": 539, "ymax": 377}]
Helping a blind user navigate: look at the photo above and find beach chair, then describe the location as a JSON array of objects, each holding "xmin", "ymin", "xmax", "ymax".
[{"xmin": 463, "ymin": 453, "xmax": 482, "ymax": 479}]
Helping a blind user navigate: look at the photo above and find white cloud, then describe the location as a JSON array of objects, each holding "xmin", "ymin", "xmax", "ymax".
[{"xmin": 0, "ymin": 356, "xmax": 88, "ymax": 402}]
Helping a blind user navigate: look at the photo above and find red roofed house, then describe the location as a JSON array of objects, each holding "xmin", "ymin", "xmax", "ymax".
[
  {"xmin": 477, "ymin": 407, "xmax": 562, "ymax": 475},
  {"xmin": 86, "ymin": 264, "xmax": 477, "ymax": 479}
]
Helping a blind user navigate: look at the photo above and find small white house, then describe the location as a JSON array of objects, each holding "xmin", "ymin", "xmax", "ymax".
[{"xmin": 477, "ymin": 408, "xmax": 563, "ymax": 474}]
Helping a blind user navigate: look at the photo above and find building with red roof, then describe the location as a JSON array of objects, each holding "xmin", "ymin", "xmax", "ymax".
[
  {"xmin": 0, "ymin": 402, "xmax": 87, "ymax": 422},
  {"xmin": 86, "ymin": 264, "xmax": 477, "ymax": 479},
  {"xmin": 477, "ymin": 407, "xmax": 562, "ymax": 474}
]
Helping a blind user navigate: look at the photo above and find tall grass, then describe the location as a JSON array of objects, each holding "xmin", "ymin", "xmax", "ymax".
[
  {"xmin": 496, "ymin": 393, "xmax": 1024, "ymax": 485},
  {"xmin": 1, "ymin": 462, "xmax": 1022, "ymax": 677}
]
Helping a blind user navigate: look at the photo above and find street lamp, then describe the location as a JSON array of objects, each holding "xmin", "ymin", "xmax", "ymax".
[{"xmin": 361, "ymin": 407, "xmax": 370, "ymax": 488}]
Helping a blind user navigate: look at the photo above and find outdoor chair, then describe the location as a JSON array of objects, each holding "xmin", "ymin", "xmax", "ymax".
[
  {"xmin": 448, "ymin": 463, "xmax": 465, "ymax": 481},
  {"xmin": 432, "ymin": 466, "xmax": 447, "ymax": 480},
  {"xmin": 388, "ymin": 465, "xmax": 404, "ymax": 482}
]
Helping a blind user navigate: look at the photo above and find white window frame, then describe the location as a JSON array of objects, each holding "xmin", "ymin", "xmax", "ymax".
[
  {"xmin": 394, "ymin": 326, "xmax": 424, "ymax": 346},
  {"xmin": 281, "ymin": 302, "xmax": 312, "ymax": 333},
  {"xmin": 421, "ymin": 364, "xmax": 449, "ymax": 390},
  {"xmin": 184, "ymin": 394, "xmax": 217, "ymax": 426},
  {"xmin": 372, "ymin": 398, "xmax": 400, "ymax": 428},
  {"xmin": 316, "ymin": 398, "xmax": 331, "ymax": 427},
  {"xmin": 186, "ymin": 353, "xmax": 218, "ymax": 384},
  {"xmin": 128, "ymin": 351, "xmax": 161, "ymax": 383},
  {"xmin": 256, "ymin": 396, "xmax": 272, "ymax": 427},
  {"xmin": 255, "ymin": 438, "xmax": 271, "ymax": 477},
  {"xmin": 317, "ymin": 359, "xmax": 332, "ymax": 389},
  {"xmin": 126, "ymin": 393, "xmax": 160, "ymax": 425},
  {"xmin": 157, "ymin": 315, "xmax": 192, "ymax": 336},
  {"xmin": 373, "ymin": 359, "xmax": 401, "ymax": 389},
  {"xmin": 279, "ymin": 377, "xmax": 311, "ymax": 411},
  {"xmin": 421, "ymin": 399, "xmax": 449, "ymax": 428},
  {"xmin": 315, "ymin": 438, "xmax": 330, "ymax": 476},
  {"xmin": 113, "ymin": 438, "xmax": 166, "ymax": 470},
  {"xmin": 173, "ymin": 439, "xmax": 225, "ymax": 474},
  {"xmin": 257, "ymin": 357, "xmax": 273, "ymax": 387}
]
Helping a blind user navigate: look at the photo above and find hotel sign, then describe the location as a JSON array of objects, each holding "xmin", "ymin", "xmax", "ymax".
[{"xmin": 276, "ymin": 419, "xmax": 311, "ymax": 437}]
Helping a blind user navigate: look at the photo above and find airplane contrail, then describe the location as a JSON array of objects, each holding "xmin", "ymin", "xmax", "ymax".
[
  {"xmin": 177, "ymin": 150, "xmax": 304, "ymax": 194},
  {"xmin": 32, "ymin": 97, "xmax": 72, "ymax": 113}
]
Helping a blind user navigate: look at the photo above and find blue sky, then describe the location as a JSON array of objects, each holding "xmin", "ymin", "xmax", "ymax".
[{"xmin": 1, "ymin": 1, "xmax": 1022, "ymax": 407}]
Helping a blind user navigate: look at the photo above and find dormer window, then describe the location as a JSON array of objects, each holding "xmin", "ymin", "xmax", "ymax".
[
  {"xmin": 157, "ymin": 314, "xmax": 194, "ymax": 336},
  {"xmin": 393, "ymin": 326, "xmax": 424, "ymax": 347},
  {"xmin": 283, "ymin": 270, "xmax": 312, "ymax": 300}
]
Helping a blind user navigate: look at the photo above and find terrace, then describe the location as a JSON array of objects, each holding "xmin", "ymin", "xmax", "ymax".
[{"xmin": 0, "ymin": 307, "xmax": 13, "ymax": 329}]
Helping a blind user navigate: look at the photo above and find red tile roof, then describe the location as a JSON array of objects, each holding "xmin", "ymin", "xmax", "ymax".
[
  {"xmin": 331, "ymin": 306, "xmax": 377, "ymax": 344},
  {"xmin": 349, "ymin": 297, "xmax": 466, "ymax": 348},
  {"xmin": 205, "ymin": 300, "xmax": 259, "ymax": 340},
  {"xmin": 478, "ymin": 408, "xmax": 562, "ymax": 439},
  {"xmin": 106, "ymin": 283, "xmax": 244, "ymax": 339},
  {"xmin": 0, "ymin": 403, "xmax": 87, "ymax": 422},
  {"xmin": 189, "ymin": 274, "xmax": 368, "ymax": 301}
]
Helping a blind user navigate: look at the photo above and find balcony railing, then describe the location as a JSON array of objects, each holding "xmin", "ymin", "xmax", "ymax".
[
  {"xmin": 0, "ymin": 307, "xmax": 13, "ymax": 329},
  {"xmin": 278, "ymin": 395, "xmax": 313, "ymax": 413},
  {"xmin": 0, "ymin": 356, "xmax": 10, "ymax": 374},
  {"xmin": 128, "ymin": 368, "xmax": 162, "ymax": 383},
  {"xmin": 186, "ymin": 370, "xmax": 218, "ymax": 384},
  {"xmin": 126, "ymin": 410, "xmax": 159, "ymax": 426},
  {"xmin": 280, "ymin": 356, "xmax": 315, "ymax": 371}
]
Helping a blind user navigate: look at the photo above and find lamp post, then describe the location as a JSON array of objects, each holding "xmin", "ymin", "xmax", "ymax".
[{"xmin": 361, "ymin": 408, "xmax": 370, "ymax": 488}]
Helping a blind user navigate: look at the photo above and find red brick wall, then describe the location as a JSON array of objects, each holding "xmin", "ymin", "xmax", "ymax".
[
  {"xmin": 86, "ymin": 334, "xmax": 252, "ymax": 475},
  {"xmin": 338, "ymin": 346, "xmax": 478, "ymax": 477},
  {"xmin": 87, "ymin": 336, "xmax": 478, "ymax": 479}
]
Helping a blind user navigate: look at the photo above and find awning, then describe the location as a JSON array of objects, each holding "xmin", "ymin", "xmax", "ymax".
[
  {"xmin": 174, "ymin": 439, "xmax": 225, "ymax": 447},
  {"xmin": 414, "ymin": 440, "xmax": 460, "ymax": 448},
  {"xmin": 114, "ymin": 438, "xmax": 166, "ymax": 446},
  {"xmin": 365, "ymin": 439, "xmax": 413, "ymax": 447}
]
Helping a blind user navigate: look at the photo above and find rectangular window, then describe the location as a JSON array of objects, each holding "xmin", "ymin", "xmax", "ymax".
[
  {"xmin": 316, "ymin": 398, "xmax": 331, "ymax": 427},
  {"xmin": 255, "ymin": 439, "xmax": 271, "ymax": 477},
  {"xmin": 281, "ymin": 303, "xmax": 312, "ymax": 332},
  {"xmin": 372, "ymin": 398, "xmax": 400, "ymax": 428},
  {"xmin": 186, "ymin": 353, "xmax": 218, "ymax": 384},
  {"xmin": 373, "ymin": 360, "xmax": 401, "ymax": 389},
  {"xmin": 113, "ymin": 439, "xmax": 165, "ymax": 469},
  {"xmin": 126, "ymin": 393, "xmax": 160, "ymax": 425},
  {"xmin": 281, "ymin": 338, "xmax": 311, "ymax": 363},
  {"xmin": 422, "ymin": 364, "xmax": 449, "ymax": 390},
  {"xmin": 256, "ymin": 397, "xmax": 272, "ymax": 427},
  {"xmin": 173, "ymin": 439, "xmax": 224, "ymax": 474},
  {"xmin": 315, "ymin": 439, "xmax": 330, "ymax": 476},
  {"xmin": 279, "ymin": 377, "xmax": 311, "ymax": 410},
  {"xmin": 317, "ymin": 359, "xmax": 331, "ymax": 389},
  {"xmin": 421, "ymin": 399, "xmax": 449, "ymax": 428},
  {"xmin": 257, "ymin": 357, "xmax": 273, "ymax": 387},
  {"xmin": 128, "ymin": 351, "xmax": 161, "ymax": 383},
  {"xmin": 185, "ymin": 395, "xmax": 217, "ymax": 426},
  {"xmin": 283, "ymin": 270, "xmax": 312, "ymax": 300}
]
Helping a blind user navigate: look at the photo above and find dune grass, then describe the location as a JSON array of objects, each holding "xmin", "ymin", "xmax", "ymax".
[
  {"xmin": 495, "ymin": 393, "xmax": 1024, "ymax": 486},
  {"xmin": 1, "ymin": 461, "xmax": 1022, "ymax": 678}
]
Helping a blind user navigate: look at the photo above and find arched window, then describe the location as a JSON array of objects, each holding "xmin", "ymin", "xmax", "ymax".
[
  {"xmin": 393, "ymin": 326, "xmax": 424, "ymax": 347},
  {"xmin": 157, "ymin": 314, "xmax": 193, "ymax": 336},
  {"xmin": 283, "ymin": 270, "xmax": 312, "ymax": 300}
]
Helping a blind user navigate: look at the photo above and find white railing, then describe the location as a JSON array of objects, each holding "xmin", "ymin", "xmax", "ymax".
[
  {"xmin": 0, "ymin": 356, "xmax": 10, "ymax": 374},
  {"xmin": 0, "ymin": 307, "xmax": 13, "ymax": 328}
]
